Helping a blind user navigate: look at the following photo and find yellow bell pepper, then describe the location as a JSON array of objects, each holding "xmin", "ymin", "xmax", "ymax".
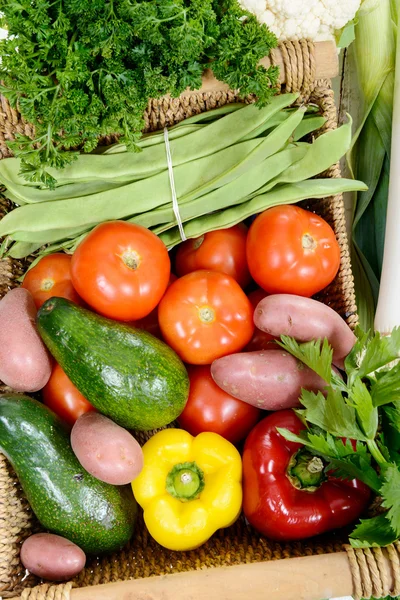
[{"xmin": 132, "ymin": 428, "xmax": 242, "ymax": 551}]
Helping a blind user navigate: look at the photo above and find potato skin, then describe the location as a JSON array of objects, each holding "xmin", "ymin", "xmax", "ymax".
[
  {"xmin": 254, "ymin": 294, "xmax": 356, "ymax": 369},
  {"xmin": 211, "ymin": 350, "xmax": 329, "ymax": 410},
  {"xmin": 0, "ymin": 288, "xmax": 52, "ymax": 391},
  {"xmin": 20, "ymin": 533, "xmax": 86, "ymax": 581},
  {"xmin": 71, "ymin": 412, "xmax": 144, "ymax": 485}
]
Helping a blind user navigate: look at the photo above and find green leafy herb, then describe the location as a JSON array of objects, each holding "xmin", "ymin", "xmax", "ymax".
[
  {"xmin": 349, "ymin": 514, "xmax": 398, "ymax": 548},
  {"xmin": 298, "ymin": 387, "xmax": 366, "ymax": 441},
  {"xmin": 347, "ymin": 378, "xmax": 378, "ymax": 439},
  {"xmin": 277, "ymin": 428, "xmax": 381, "ymax": 492},
  {"xmin": 0, "ymin": 0, "xmax": 279, "ymax": 187},
  {"xmin": 278, "ymin": 336, "xmax": 333, "ymax": 384},
  {"xmin": 279, "ymin": 328, "xmax": 400, "ymax": 547},
  {"xmin": 384, "ymin": 403, "xmax": 400, "ymax": 433},
  {"xmin": 278, "ymin": 336, "xmax": 347, "ymax": 391},
  {"xmin": 381, "ymin": 464, "xmax": 400, "ymax": 535},
  {"xmin": 371, "ymin": 362, "xmax": 400, "ymax": 406},
  {"xmin": 345, "ymin": 326, "xmax": 400, "ymax": 385}
]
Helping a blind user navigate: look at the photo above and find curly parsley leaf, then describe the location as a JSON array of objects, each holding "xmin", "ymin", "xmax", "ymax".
[
  {"xmin": 0, "ymin": 0, "xmax": 279, "ymax": 186},
  {"xmin": 350, "ymin": 514, "xmax": 398, "ymax": 548}
]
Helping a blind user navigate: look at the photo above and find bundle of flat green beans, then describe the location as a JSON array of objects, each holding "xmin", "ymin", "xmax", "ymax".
[{"xmin": 0, "ymin": 92, "xmax": 367, "ymax": 265}]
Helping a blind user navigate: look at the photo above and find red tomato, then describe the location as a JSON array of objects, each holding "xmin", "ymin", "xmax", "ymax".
[
  {"xmin": 42, "ymin": 363, "xmax": 95, "ymax": 426},
  {"xmin": 246, "ymin": 205, "xmax": 341, "ymax": 297},
  {"xmin": 71, "ymin": 221, "xmax": 171, "ymax": 321},
  {"xmin": 158, "ymin": 270, "xmax": 254, "ymax": 364},
  {"xmin": 131, "ymin": 274, "xmax": 177, "ymax": 339},
  {"xmin": 245, "ymin": 288, "xmax": 276, "ymax": 351},
  {"xmin": 177, "ymin": 365, "xmax": 261, "ymax": 444},
  {"xmin": 22, "ymin": 253, "xmax": 83, "ymax": 310},
  {"xmin": 175, "ymin": 225, "xmax": 251, "ymax": 288}
]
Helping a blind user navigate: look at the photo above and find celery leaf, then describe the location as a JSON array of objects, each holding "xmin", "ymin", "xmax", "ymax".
[
  {"xmin": 299, "ymin": 388, "xmax": 366, "ymax": 441},
  {"xmin": 350, "ymin": 514, "xmax": 397, "ymax": 548},
  {"xmin": 381, "ymin": 464, "xmax": 400, "ymax": 535},
  {"xmin": 347, "ymin": 378, "xmax": 378, "ymax": 439}
]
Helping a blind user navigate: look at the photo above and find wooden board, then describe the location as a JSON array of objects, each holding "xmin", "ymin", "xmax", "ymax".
[{"xmin": 25, "ymin": 550, "xmax": 390, "ymax": 600}]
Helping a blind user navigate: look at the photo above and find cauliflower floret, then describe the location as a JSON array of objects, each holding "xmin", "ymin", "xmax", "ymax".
[{"xmin": 238, "ymin": 0, "xmax": 362, "ymax": 42}]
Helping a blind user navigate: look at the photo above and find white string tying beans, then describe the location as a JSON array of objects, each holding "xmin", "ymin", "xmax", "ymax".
[{"xmin": 164, "ymin": 127, "xmax": 187, "ymax": 242}]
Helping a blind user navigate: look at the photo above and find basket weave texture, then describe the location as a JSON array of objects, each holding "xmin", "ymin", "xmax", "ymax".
[{"xmin": 0, "ymin": 41, "xmax": 359, "ymax": 599}]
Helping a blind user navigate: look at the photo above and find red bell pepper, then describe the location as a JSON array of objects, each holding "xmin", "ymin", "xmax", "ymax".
[{"xmin": 242, "ymin": 410, "xmax": 371, "ymax": 541}]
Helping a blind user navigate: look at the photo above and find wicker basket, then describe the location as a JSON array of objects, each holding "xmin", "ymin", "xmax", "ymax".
[{"xmin": 0, "ymin": 40, "xmax": 398, "ymax": 600}]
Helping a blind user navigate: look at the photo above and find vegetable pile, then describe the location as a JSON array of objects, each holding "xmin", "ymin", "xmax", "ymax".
[
  {"xmin": 0, "ymin": 0, "xmax": 279, "ymax": 186},
  {"xmin": 0, "ymin": 99, "xmax": 394, "ymax": 584},
  {"xmin": 3, "ymin": 195, "xmax": 400, "ymax": 581}
]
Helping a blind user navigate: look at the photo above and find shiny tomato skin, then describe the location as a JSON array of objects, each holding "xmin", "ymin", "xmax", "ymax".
[
  {"xmin": 42, "ymin": 363, "xmax": 95, "ymax": 426},
  {"xmin": 177, "ymin": 365, "xmax": 261, "ymax": 444},
  {"xmin": 131, "ymin": 274, "xmax": 177, "ymax": 339},
  {"xmin": 22, "ymin": 253, "xmax": 83, "ymax": 310},
  {"xmin": 246, "ymin": 205, "xmax": 341, "ymax": 297},
  {"xmin": 71, "ymin": 221, "xmax": 171, "ymax": 321},
  {"xmin": 158, "ymin": 270, "xmax": 254, "ymax": 364},
  {"xmin": 175, "ymin": 224, "xmax": 251, "ymax": 288},
  {"xmin": 245, "ymin": 288, "xmax": 276, "ymax": 351}
]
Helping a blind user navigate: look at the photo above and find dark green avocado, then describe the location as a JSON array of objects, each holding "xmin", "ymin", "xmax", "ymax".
[
  {"xmin": 36, "ymin": 297, "xmax": 189, "ymax": 431},
  {"xmin": 0, "ymin": 394, "xmax": 137, "ymax": 554}
]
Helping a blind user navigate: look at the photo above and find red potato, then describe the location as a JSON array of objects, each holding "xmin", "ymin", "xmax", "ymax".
[
  {"xmin": 254, "ymin": 294, "xmax": 356, "ymax": 369},
  {"xmin": 71, "ymin": 412, "xmax": 144, "ymax": 485},
  {"xmin": 0, "ymin": 288, "xmax": 52, "ymax": 391},
  {"xmin": 245, "ymin": 288, "xmax": 277, "ymax": 352},
  {"xmin": 211, "ymin": 350, "xmax": 329, "ymax": 410},
  {"xmin": 20, "ymin": 533, "xmax": 86, "ymax": 581}
]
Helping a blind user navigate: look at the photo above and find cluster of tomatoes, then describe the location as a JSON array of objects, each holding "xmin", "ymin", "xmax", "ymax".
[{"xmin": 23, "ymin": 204, "xmax": 341, "ymax": 442}]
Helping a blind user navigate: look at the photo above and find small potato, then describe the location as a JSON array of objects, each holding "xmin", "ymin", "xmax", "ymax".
[
  {"xmin": 0, "ymin": 288, "xmax": 52, "ymax": 391},
  {"xmin": 71, "ymin": 412, "xmax": 144, "ymax": 485},
  {"xmin": 254, "ymin": 294, "xmax": 356, "ymax": 369},
  {"xmin": 211, "ymin": 350, "xmax": 329, "ymax": 410},
  {"xmin": 20, "ymin": 533, "xmax": 86, "ymax": 581}
]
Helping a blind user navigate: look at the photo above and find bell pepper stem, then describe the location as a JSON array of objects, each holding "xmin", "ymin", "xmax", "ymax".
[
  {"xmin": 166, "ymin": 461, "xmax": 205, "ymax": 502},
  {"xmin": 287, "ymin": 449, "xmax": 327, "ymax": 490}
]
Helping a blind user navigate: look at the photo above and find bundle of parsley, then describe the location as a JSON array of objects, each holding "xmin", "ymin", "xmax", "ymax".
[
  {"xmin": 279, "ymin": 330, "xmax": 400, "ymax": 547},
  {"xmin": 0, "ymin": 0, "xmax": 278, "ymax": 188}
]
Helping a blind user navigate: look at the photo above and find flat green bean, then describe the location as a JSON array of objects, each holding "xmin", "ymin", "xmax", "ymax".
[
  {"xmin": 292, "ymin": 116, "xmax": 327, "ymax": 141},
  {"xmin": 173, "ymin": 103, "xmax": 245, "ymax": 125},
  {"xmin": 10, "ymin": 223, "xmax": 94, "ymax": 244},
  {"xmin": 2, "ymin": 95, "xmax": 299, "ymax": 188},
  {"xmin": 176, "ymin": 107, "xmax": 306, "ymax": 206},
  {"xmin": 8, "ymin": 241, "xmax": 45, "ymax": 258},
  {"xmin": 99, "ymin": 124, "xmax": 206, "ymax": 154},
  {"xmin": 0, "ymin": 139, "xmax": 265, "ymax": 234},
  {"xmin": 159, "ymin": 178, "xmax": 369, "ymax": 248},
  {"xmin": 151, "ymin": 145, "xmax": 308, "ymax": 234},
  {"xmin": 2, "ymin": 178, "xmax": 126, "ymax": 205},
  {"xmin": 256, "ymin": 118, "xmax": 353, "ymax": 195},
  {"xmin": 0, "ymin": 97, "xmax": 366, "ymax": 263}
]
